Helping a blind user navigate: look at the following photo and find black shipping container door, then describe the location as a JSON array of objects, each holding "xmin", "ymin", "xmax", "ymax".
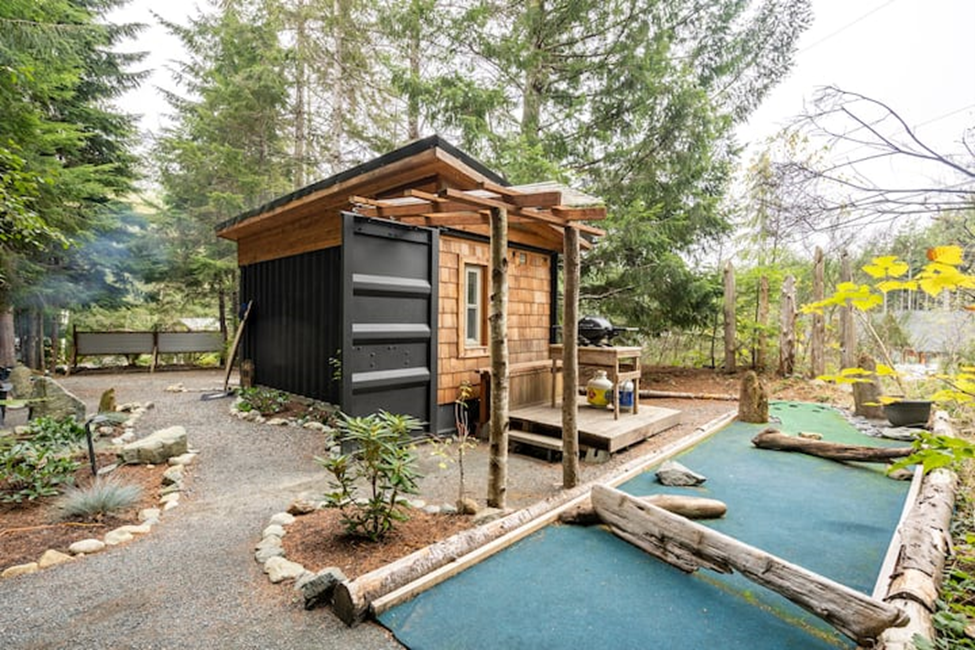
[{"xmin": 341, "ymin": 213, "xmax": 439, "ymax": 433}]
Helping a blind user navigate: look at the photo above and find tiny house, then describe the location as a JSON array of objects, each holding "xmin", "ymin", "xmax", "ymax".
[{"xmin": 215, "ymin": 136, "xmax": 603, "ymax": 434}]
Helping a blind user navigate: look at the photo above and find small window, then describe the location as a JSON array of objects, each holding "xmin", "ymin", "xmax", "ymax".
[{"xmin": 464, "ymin": 265, "xmax": 485, "ymax": 347}]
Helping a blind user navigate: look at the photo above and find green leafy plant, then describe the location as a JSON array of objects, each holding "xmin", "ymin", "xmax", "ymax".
[
  {"xmin": 59, "ymin": 477, "xmax": 142, "ymax": 520},
  {"xmin": 318, "ymin": 411, "xmax": 422, "ymax": 541},
  {"xmin": 888, "ymin": 432, "xmax": 975, "ymax": 475},
  {"xmin": 236, "ymin": 386, "xmax": 291, "ymax": 415},
  {"xmin": 26, "ymin": 416, "xmax": 87, "ymax": 448},
  {"xmin": 0, "ymin": 441, "xmax": 80, "ymax": 504},
  {"xmin": 428, "ymin": 381, "xmax": 478, "ymax": 504}
]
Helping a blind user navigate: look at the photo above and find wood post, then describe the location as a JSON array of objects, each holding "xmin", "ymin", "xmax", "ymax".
[
  {"xmin": 562, "ymin": 225, "xmax": 580, "ymax": 489},
  {"xmin": 723, "ymin": 260, "xmax": 736, "ymax": 373},
  {"xmin": 487, "ymin": 206, "xmax": 509, "ymax": 509},
  {"xmin": 778, "ymin": 274, "xmax": 796, "ymax": 376},
  {"xmin": 840, "ymin": 250, "xmax": 857, "ymax": 369},
  {"xmin": 810, "ymin": 247, "xmax": 825, "ymax": 378},
  {"xmin": 755, "ymin": 275, "xmax": 769, "ymax": 371},
  {"xmin": 591, "ymin": 485, "xmax": 908, "ymax": 646}
]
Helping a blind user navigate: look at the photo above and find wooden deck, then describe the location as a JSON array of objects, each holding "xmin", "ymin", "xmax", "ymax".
[{"xmin": 510, "ymin": 397, "xmax": 682, "ymax": 454}]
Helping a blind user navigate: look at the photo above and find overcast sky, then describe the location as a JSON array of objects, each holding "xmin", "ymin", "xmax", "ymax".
[{"xmin": 111, "ymin": 0, "xmax": 975, "ymax": 176}]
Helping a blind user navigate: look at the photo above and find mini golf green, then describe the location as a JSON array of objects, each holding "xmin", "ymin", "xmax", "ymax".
[{"xmin": 379, "ymin": 402, "xmax": 912, "ymax": 649}]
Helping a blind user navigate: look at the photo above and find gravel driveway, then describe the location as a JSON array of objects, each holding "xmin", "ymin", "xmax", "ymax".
[{"xmin": 0, "ymin": 369, "xmax": 735, "ymax": 649}]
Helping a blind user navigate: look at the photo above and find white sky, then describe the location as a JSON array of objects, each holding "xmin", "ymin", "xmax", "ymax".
[{"xmin": 111, "ymin": 0, "xmax": 975, "ymax": 180}]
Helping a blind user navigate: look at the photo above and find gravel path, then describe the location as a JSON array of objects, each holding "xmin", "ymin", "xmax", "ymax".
[
  {"xmin": 0, "ymin": 369, "xmax": 736, "ymax": 649},
  {"xmin": 0, "ymin": 370, "xmax": 402, "ymax": 650}
]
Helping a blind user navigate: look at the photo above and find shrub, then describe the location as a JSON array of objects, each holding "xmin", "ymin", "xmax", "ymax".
[
  {"xmin": 318, "ymin": 411, "xmax": 422, "ymax": 541},
  {"xmin": 236, "ymin": 386, "xmax": 291, "ymax": 415},
  {"xmin": 0, "ymin": 441, "xmax": 80, "ymax": 504},
  {"xmin": 26, "ymin": 416, "xmax": 86, "ymax": 449},
  {"xmin": 58, "ymin": 478, "xmax": 142, "ymax": 520}
]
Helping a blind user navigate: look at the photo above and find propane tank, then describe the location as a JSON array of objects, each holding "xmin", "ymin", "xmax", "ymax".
[
  {"xmin": 619, "ymin": 379, "xmax": 634, "ymax": 411},
  {"xmin": 586, "ymin": 370, "xmax": 613, "ymax": 408}
]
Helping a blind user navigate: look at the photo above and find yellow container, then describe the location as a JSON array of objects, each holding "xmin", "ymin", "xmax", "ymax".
[{"xmin": 586, "ymin": 370, "xmax": 613, "ymax": 407}]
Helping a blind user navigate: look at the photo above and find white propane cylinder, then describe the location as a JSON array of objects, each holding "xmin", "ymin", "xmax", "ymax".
[{"xmin": 586, "ymin": 370, "xmax": 613, "ymax": 408}]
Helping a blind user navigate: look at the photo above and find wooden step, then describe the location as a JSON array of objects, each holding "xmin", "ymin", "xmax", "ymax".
[{"xmin": 508, "ymin": 429, "xmax": 563, "ymax": 453}]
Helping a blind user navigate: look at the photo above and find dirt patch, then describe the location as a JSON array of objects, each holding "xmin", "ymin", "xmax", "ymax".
[
  {"xmin": 642, "ymin": 366, "xmax": 846, "ymax": 405},
  {"xmin": 282, "ymin": 509, "xmax": 474, "ymax": 579},
  {"xmin": 0, "ymin": 454, "xmax": 175, "ymax": 571}
]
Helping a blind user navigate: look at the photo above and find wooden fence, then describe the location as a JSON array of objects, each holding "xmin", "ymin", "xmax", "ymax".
[{"xmin": 72, "ymin": 328, "xmax": 224, "ymax": 371}]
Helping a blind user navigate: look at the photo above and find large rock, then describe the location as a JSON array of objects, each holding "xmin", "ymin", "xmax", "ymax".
[
  {"xmin": 295, "ymin": 567, "xmax": 347, "ymax": 610},
  {"xmin": 68, "ymin": 539, "xmax": 106, "ymax": 555},
  {"xmin": 29, "ymin": 377, "xmax": 86, "ymax": 422},
  {"xmin": 263, "ymin": 556, "xmax": 306, "ymax": 583},
  {"xmin": 119, "ymin": 426, "xmax": 187, "ymax": 464},
  {"xmin": 1, "ymin": 563, "xmax": 39, "ymax": 579},
  {"xmin": 8, "ymin": 364, "xmax": 33, "ymax": 400},
  {"xmin": 38, "ymin": 549, "xmax": 74, "ymax": 569},
  {"xmin": 656, "ymin": 460, "xmax": 707, "ymax": 487}
]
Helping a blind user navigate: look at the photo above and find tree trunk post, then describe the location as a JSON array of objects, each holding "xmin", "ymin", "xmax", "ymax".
[
  {"xmin": 853, "ymin": 353, "xmax": 886, "ymax": 419},
  {"xmin": 755, "ymin": 275, "xmax": 769, "ymax": 371},
  {"xmin": 810, "ymin": 246, "xmax": 826, "ymax": 378},
  {"xmin": 488, "ymin": 206, "xmax": 509, "ymax": 509},
  {"xmin": 840, "ymin": 250, "xmax": 857, "ymax": 369},
  {"xmin": 778, "ymin": 274, "xmax": 796, "ymax": 376},
  {"xmin": 562, "ymin": 225, "xmax": 580, "ymax": 489},
  {"xmin": 723, "ymin": 260, "xmax": 736, "ymax": 373},
  {"xmin": 0, "ymin": 304, "xmax": 14, "ymax": 367}
]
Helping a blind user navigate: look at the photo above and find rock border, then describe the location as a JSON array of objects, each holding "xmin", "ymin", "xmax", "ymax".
[{"xmin": 0, "ymin": 402, "xmax": 197, "ymax": 581}]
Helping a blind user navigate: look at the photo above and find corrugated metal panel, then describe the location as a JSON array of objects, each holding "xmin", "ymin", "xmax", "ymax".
[
  {"xmin": 240, "ymin": 246, "xmax": 342, "ymax": 404},
  {"xmin": 156, "ymin": 332, "xmax": 223, "ymax": 354},
  {"xmin": 342, "ymin": 214, "xmax": 439, "ymax": 432},
  {"xmin": 76, "ymin": 332, "xmax": 155, "ymax": 355}
]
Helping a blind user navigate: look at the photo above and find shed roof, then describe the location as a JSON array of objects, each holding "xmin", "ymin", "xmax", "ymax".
[{"xmin": 215, "ymin": 136, "xmax": 604, "ymax": 253}]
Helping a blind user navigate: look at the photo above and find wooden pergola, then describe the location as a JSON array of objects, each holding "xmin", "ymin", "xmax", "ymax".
[{"xmin": 351, "ymin": 181, "xmax": 607, "ymax": 505}]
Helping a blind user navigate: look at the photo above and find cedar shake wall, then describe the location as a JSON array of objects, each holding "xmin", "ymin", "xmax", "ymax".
[{"xmin": 437, "ymin": 235, "xmax": 553, "ymax": 405}]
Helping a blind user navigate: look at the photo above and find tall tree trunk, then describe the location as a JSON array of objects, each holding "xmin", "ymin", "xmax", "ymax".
[
  {"xmin": 562, "ymin": 225, "xmax": 580, "ymax": 489},
  {"xmin": 49, "ymin": 315, "xmax": 59, "ymax": 374},
  {"xmin": 406, "ymin": 0, "xmax": 421, "ymax": 140},
  {"xmin": 723, "ymin": 261, "xmax": 736, "ymax": 373},
  {"xmin": 294, "ymin": 0, "xmax": 308, "ymax": 187},
  {"xmin": 520, "ymin": 0, "xmax": 546, "ymax": 141},
  {"xmin": 755, "ymin": 275, "xmax": 769, "ymax": 371},
  {"xmin": 487, "ymin": 207, "xmax": 509, "ymax": 509},
  {"xmin": 328, "ymin": 0, "xmax": 347, "ymax": 172},
  {"xmin": 810, "ymin": 246, "xmax": 825, "ymax": 378},
  {"xmin": 840, "ymin": 250, "xmax": 857, "ymax": 369},
  {"xmin": 778, "ymin": 275, "xmax": 796, "ymax": 377},
  {"xmin": 0, "ymin": 303, "xmax": 15, "ymax": 367}
]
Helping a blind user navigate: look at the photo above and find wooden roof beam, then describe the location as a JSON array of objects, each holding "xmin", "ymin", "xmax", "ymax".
[
  {"xmin": 440, "ymin": 188, "xmax": 568, "ymax": 227},
  {"xmin": 477, "ymin": 181, "xmax": 563, "ymax": 208},
  {"xmin": 553, "ymin": 206, "xmax": 607, "ymax": 221}
]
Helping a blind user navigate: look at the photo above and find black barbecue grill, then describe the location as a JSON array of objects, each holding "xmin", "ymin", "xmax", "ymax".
[{"xmin": 577, "ymin": 316, "xmax": 637, "ymax": 347}]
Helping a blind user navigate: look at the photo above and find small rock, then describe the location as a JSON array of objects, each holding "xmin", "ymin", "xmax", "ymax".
[
  {"xmin": 255, "ymin": 545, "xmax": 285, "ymax": 564},
  {"xmin": 264, "ymin": 556, "xmax": 306, "ymax": 583},
  {"xmin": 798, "ymin": 432, "xmax": 823, "ymax": 440},
  {"xmin": 116, "ymin": 523, "xmax": 152, "ymax": 535},
  {"xmin": 406, "ymin": 499, "xmax": 427, "ymax": 510},
  {"xmin": 116, "ymin": 402, "xmax": 140, "ymax": 413},
  {"xmin": 255, "ymin": 536, "xmax": 283, "ymax": 551},
  {"xmin": 97, "ymin": 463, "xmax": 119, "ymax": 476},
  {"xmin": 302, "ymin": 421, "xmax": 329, "ymax": 432},
  {"xmin": 880, "ymin": 427, "xmax": 920, "ymax": 441},
  {"xmin": 887, "ymin": 467, "xmax": 915, "ymax": 481},
  {"xmin": 104, "ymin": 529, "xmax": 134, "ymax": 546},
  {"xmin": 423, "ymin": 505, "xmax": 441, "ymax": 515},
  {"xmin": 159, "ymin": 493, "xmax": 180, "ymax": 505},
  {"xmin": 139, "ymin": 508, "xmax": 161, "ymax": 522},
  {"xmin": 68, "ymin": 539, "xmax": 106, "ymax": 555},
  {"xmin": 159, "ymin": 483, "xmax": 183, "ymax": 496},
  {"xmin": 118, "ymin": 431, "xmax": 135, "ymax": 443},
  {"xmin": 97, "ymin": 426, "xmax": 116, "ymax": 437},
  {"xmin": 38, "ymin": 550, "xmax": 73, "ymax": 569},
  {"xmin": 162, "ymin": 465, "xmax": 184, "ymax": 486},
  {"xmin": 265, "ymin": 417, "xmax": 290, "ymax": 426},
  {"xmin": 296, "ymin": 567, "xmax": 347, "ymax": 610},
  {"xmin": 162, "ymin": 500, "xmax": 179, "ymax": 512},
  {"xmin": 263, "ymin": 524, "xmax": 286, "ymax": 539},
  {"xmin": 287, "ymin": 498, "xmax": 319, "ymax": 515},
  {"xmin": 168, "ymin": 453, "xmax": 197, "ymax": 466},
  {"xmin": 269, "ymin": 512, "xmax": 295, "ymax": 527},
  {"xmin": 440, "ymin": 504, "xmax": 458, "ymax": 515},
  {"xmin": 2, "ymin": 563, "xmax": 39, "ymax": 579},
  {"xmin": 165, "ymin": 383, "xmax": 186, "ymax": 393},
  {"xmin": 472, "ymin": 508, "xmax": 506, "ymax": 526},
  {"xmin": 254, "ymin": 415, "xmax": 266, "ymax": 424},
  {"xmin": 457, "ymin": 498, "xmax": 479, "ymax": 515},
  {"xmin": 144, "ymin": 401, "xmax": 155, "ymax": 410},
  {"xmin": 656, "ymin": 460, "xmax": 707, "ymax": 487}
]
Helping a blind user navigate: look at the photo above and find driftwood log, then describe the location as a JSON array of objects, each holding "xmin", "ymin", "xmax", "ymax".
[
  {"xmin": 591, "ymin": 485, "xmax": 908, "ymax": 646},
  {"xmin": 752, "ymin": 429, "xmax": 913, "ymax": 463},
  {"xmin": 560, "ymin": 493, "xmax": 727, "ymax": 526},
  {"xmin": 878, "ymin": 467, "xmax": 959, "ymax": 649}
]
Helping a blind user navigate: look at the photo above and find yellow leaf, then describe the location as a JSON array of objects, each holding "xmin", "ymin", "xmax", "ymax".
[
  {"xmin": 874, "ymin": 364, "xmax": 899, "ymax": 377},
  {"xmin": 863, "ymin": 256, "xmax": 909, "ymax": 279},
  {"xmin": 877, "ymin": 280, "xmax": 917, "ymax": 293},
  {"xmin": 927, "ymin": 245, "xmax": 964, "ymax": 265}
]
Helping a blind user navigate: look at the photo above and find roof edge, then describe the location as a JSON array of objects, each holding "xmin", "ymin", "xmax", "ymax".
[{"xmin": 215, "ymin": 135, "xmax": 508, "ymax": 234}]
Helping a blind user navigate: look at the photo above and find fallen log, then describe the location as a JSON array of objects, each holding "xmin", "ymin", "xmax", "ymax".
[
  {"xmin": 591, "ymin": 484, "xmax": 908, "ymax": 646},
  {"xmin": 751, "ymin": 428, "xmax": 913, "ymax": 463},
  {"xmin": 560, "ymin": 493, "xmax": 727, "ymax": 526},
  {"xmin": 878, "ymin": 466, "xmax": 959, "ymax": 649}
]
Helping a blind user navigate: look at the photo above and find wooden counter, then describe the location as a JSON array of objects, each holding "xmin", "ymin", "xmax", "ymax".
[{"xmin": 550, "ymin": 345, "xmax": 641, "ymax": 420}]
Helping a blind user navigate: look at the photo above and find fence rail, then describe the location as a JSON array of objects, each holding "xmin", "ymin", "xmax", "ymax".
[{"xmin": 72, "ymin": 328, "xmax": 224, "ymax": 371}]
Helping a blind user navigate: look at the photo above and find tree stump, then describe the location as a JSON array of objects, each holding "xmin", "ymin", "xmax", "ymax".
[
  {"xmin": 853, "ymin": 353, "xmax": 885, "ymax": 419},
  {"xmin": 738, "ymin": 370, "xmax": 768, "ymax": 423},
  {"xmin": 98, "ymin": 388, "xmax": 117, "ymax": 414}
]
